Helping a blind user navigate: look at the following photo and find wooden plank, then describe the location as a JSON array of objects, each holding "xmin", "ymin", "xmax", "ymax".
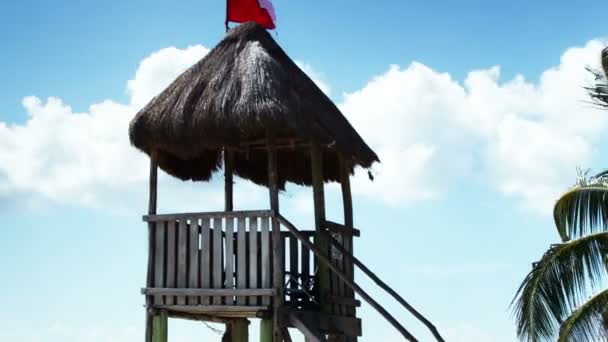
[
  {"xmin": 143, "ymin": 288, "xmax": 275, "ymax": 296},
  {"xmin": 261, "ymin": 216, "xmax": 271, "ymax": 306},
  {"xmin": 323, "ymin": 220, "xmax": 360, "ymax": 237},
  {"xmin": 236, "ymin": 216, "xmax": 247, "ymax": 305},
  {"xmin": 144, "ymin": 210, "xmax": 273, "ymax": 222},
  {"xmin": 289, "ymin": 234, "xmax": 298, "ymax": 295},
  {"xmin": 165, "ymin": 221, "xmax": 177, "ymax": 305},
  {"xmin": 177, "ymin": 219, "xmax": 188, "ymax": 305},
  {"xmin": 154, "ymin": 222, "xmax": 165, "ymax": 305},
  {"xmin": 327, "ymin": 296, "xmax": 361, "ymax": 308},
  {"xmin": 225, "ymin": 217, "xmax": 235, "ymax": 305},
  {"xmin": 301, "ymin": 236, "xmax": 310, "ymax": 292},
  {"xmin": 200, "ymin": 218, "xmax": 211, "ymax": 305},
  {"xmin": 249, "ymin": 217, "xmax": 259, "ymax": 305},
  {"xmin": 189, "ymin": 218, "xmax": 200, "ymax": 305},
  {"xmin": 154, "ymin": 305, "xmax": 268, "ymax": 313},
  {"xmin": 213, "ymin": 218, "xmax": 223, "ymax": 305}
]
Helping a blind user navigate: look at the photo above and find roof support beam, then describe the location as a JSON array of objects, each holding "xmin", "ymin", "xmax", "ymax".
[{"xmin": 267, "ymin": 133, "xmax": 284, "ymax": 342}]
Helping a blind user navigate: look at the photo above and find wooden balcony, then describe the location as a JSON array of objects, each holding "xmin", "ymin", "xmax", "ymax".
[{"xmin": 142, "ymin": 210, "xmax": 326, "ymax": 318}]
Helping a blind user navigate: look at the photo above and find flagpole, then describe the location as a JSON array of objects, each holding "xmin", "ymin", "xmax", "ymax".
[{"xmin": 225, "ymin": 0, "xmax": 229, "ymax": 32}]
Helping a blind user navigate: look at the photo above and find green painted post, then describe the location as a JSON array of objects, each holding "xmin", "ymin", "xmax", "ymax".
[
  {"xmin": 152, "ymin": 311, "xmax": 168, "ymax": 342},
  {"xmin": 231, "ymin": 319, "xmax": 249, "ymax": 342},
  {"xmin": 260, "ymin": 319, "xmax": 273, "ymax": 342}
]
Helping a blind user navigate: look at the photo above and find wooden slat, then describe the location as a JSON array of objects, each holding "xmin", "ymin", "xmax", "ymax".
[
  {"xmin": 249, "ymin": 217, "xmax": 259, "ymax": 306},
  {"xmin": 237, "ymin": 217, "xmax": 247, "ymax": 305},
  {"xmin": 200, "ymin": 218, "xmax": 211, "ymax": 305},
  {"xmin": 225, "ymin": 217, "xmax": 235, "ymax": 305},
  {"xmin": 166, "ymin": 221, "xmax": 177, "ymax": 305},
  {"xmin": 213, "ymin": 218, "xmax": 223, "ymax": 305},
  {"xmin": 143, "ymin": 288, "xmax": 275, "ymax": 296},
  {"xmin": 143, "ymin": 210, "xmax": 273, "ymax": 222},
  {"xmin": 324, "ymin": 220, "xmax": 360, "ymax": 237},
  {"xmin": 290, "ymin": 234, "xmax": 298, "ymax": 295},
  {"xmin": 301, "ymin": 237, "xmax": 310, "ymax": 293},
  {"xmin": 189, "ymin": 218, "xmax": 200, "ymax": 305},
  {"xmin": 153, "ymin": 222, "xmax": 165, "ymax": 305},
  {"xmin": 177, "ymin": 219, "xmax": 188, "ymax": 305},
  {"xmin": 261, "ymin": 216, "xmax": 271, "ymax": 305}
]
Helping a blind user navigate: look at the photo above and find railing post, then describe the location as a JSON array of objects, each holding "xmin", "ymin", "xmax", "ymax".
[
  {"xmin": 267, "ymin": 133, "xmax": 283, "ymax": 342},
  {"xmin": 311, "ymin": 142, "xmax": 331, "ymax": 315},
  {"xmin": 146, "ymin": 160, "xmax": 158, "ymax": 342}
]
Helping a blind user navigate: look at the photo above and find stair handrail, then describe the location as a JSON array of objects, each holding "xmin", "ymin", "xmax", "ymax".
[
  {"xmin": 275, "ymin": 214, "xmax": 419, "ymax": 342},
  {"xmin": 327, "ymin": 235, "xmax": 446, "ymax": 342}
]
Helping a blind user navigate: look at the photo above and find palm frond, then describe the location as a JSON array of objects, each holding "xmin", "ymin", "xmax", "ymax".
[
  {"xmin": 554, "ymin": 170, "xmax": 608, "ymax": 242},
  {"xmin": 558, "ymin": 288, "xmax": 608, "ymax": 342},
  {"xmin": 512, "ymin": 232, "xmax": 608, "ymax": 341}
]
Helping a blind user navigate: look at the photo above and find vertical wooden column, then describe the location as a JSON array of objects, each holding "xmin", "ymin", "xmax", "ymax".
[
  {"xmin": 267, "ymin": 134, "xmax": 283, "ymax": 342},
  {"xmin": 146, "ymin": 160, "xmax": 158, "ymax": 342},
  {"xmin": 152, "ymin": 310, "xmax": 168, "ymax": 342},
  {"xmin": 340, "ymin": 156, "xmax": 357, "ymax": 342},
  {"xmin": 225, "ymin": 149, "xmax": 234, "ymax": 212},
  {"xmin": 311, "ymin": 142, "xmax": 331, "ymax": 315},
  {"xmin": 231, "ymin": 319, "xmax": 250, "ymax": 342},
  {"xmin": 260, "ymin": 319, "xmax": 273, "ymax": 342}
]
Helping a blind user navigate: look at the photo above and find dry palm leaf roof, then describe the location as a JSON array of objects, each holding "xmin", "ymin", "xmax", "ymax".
[{"xmin": 129, "ymin": 22, "xmax": 378, "ymax": 188}]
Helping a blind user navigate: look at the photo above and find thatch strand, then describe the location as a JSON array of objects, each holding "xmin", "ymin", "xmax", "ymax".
[{"xmin": 129, "ymin": 22, "xmax": 379, "ymax": 188}]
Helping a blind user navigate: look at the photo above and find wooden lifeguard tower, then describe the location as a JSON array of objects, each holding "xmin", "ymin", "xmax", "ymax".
[{"xmin": 130, "ymin": 22, "xmax": 443, "ymax": 342}]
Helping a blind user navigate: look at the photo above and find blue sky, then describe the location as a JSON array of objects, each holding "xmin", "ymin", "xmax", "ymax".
[{"xmin": 1, "ymin": 1, "xmax": 608, "ymax": 341}]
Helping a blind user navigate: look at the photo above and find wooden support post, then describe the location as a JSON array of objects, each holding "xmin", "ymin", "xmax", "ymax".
[
  {"xmin": 231, "ymin": 319, "xmax": 250, "ymax": 342},
  {"xmin": 311, "ymin": 142, "xmax": 331, "ymax": 315},
  {"xmin": 339, "ymin": 156, "xmax": 356, "ymax": 318},
  {"xmin": 152, "ymin": 311, "xmax": 168, "ymax": 342},
  {"xmin": 260, "ymin": 319, "xmax": 273, "ymax": 342},
  {"xmin": 224, "ymin": 149, "xmax": 235, "ymax": 337},
  {"xmin": 267, "ymin": 133, "xmax": 283, "ymax": 342},
  {"xmin": 225, "ymin": 149, "xmax": 234, "ymax": 212},
  {"xmin": 146, "ymin": 161, "xmax": 158, "ymax": 342}
]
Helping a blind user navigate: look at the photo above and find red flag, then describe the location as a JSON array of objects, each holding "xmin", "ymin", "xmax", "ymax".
[{"xmin": 226, "ymin": 0, "xmax": 276, "ymax": 30}]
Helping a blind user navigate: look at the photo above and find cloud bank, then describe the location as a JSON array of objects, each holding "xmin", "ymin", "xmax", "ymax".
[{"xmin": 0, "ymin": 40, "xmax": 606, "ymax": 213}]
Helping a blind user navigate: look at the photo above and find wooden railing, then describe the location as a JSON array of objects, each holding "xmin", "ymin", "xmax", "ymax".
[{"xmin": 142, "ymin": 210, "xmax": 317, "ymax": 313}]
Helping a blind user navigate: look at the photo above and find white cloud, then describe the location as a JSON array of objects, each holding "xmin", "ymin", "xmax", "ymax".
[
  {"xmin": 0, "ymin": 45, "xmax": 211, "ymax": 210},
  {"xmin": 342, "ymin": 39, "xmax": 608, "ymax": 213},
  {"xmin": 1, "ymin": 40, "xmax": 607, "ymax": 214}
]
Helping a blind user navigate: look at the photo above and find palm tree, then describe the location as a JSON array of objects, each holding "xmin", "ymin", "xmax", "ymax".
[{"xmin": 512, "ymin": 47, "xmax": 608, "ymax": 342}]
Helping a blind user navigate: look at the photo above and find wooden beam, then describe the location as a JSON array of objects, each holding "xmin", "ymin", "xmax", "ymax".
[
  {"xmin": 260, "ymin": 319, "xmax": 273, "ymax": 342},
  {"xmin": 143, "ymin": 210, "xmax": 273, "ymax": 222},
  {"xmin": 225, "ymin": 149, "xmax": 234, "ymax": 212},
  {"xmin": 231, "ymin": 319, "xmax": 249, "ymax": 342},
  {"xmin": 146, "ymin": 161, "xmax": 158, "ymax": 342},
  {"xmin": 311, "ymin": 142, "xmax": 331, "ymax": 315},
  {"xmin": 266, "ymin": 132, "xmax": 283, "ymax": 342},
  {"xmin": 339, "ymin": 155, "xmax": 356, "ymax": 321},
  {"xmin": 142, "ymin": 288, "xmax": 275, "ymax": 297},
  {"xmin": 152, "ymin": 310, "xmax": 167, "ymax": 342},
  {"xmin": 323, "ymin": 221, "xmax": 360, "ymax": 237}
]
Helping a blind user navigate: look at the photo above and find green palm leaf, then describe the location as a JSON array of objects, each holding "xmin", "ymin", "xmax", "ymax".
[
  {"xmin": 512, "ymin": 232, "xmax": 608, "ymax": 341},
  {"xmin": 554, "ymin": 171, "xmax": 608, "ymax": 242},
  {"xmin": 558, "ymin": 288, "xmax": 608, "ymax": 342}
]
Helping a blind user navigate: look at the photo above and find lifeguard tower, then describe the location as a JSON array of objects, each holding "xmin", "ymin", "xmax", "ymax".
[{"xmin": 130, "ymin": 22, "xmax": 442, "ymax": 342}]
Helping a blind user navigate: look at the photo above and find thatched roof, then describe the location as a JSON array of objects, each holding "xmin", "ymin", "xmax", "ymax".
[{"xmin": 129, "ymin": 22, "xmax": 379, "ymax": 188}]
